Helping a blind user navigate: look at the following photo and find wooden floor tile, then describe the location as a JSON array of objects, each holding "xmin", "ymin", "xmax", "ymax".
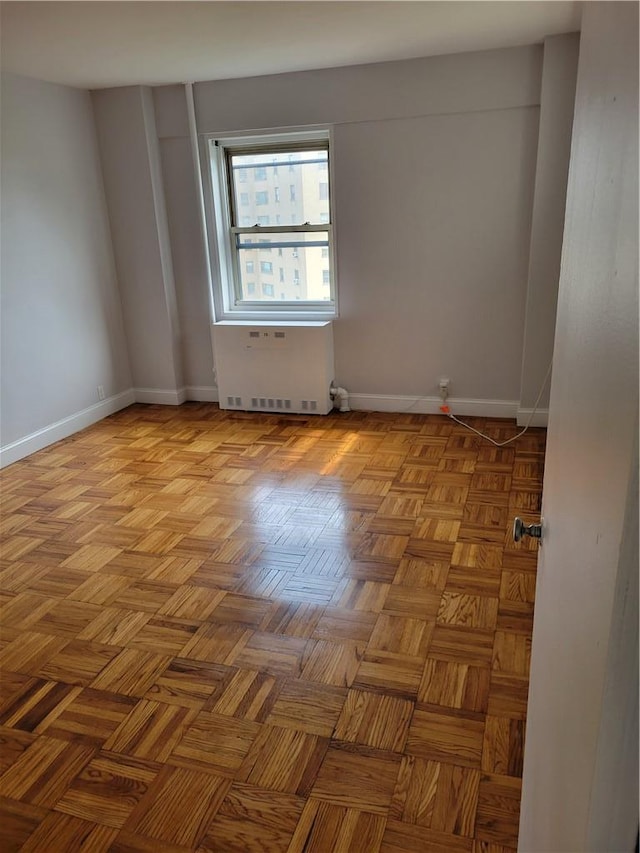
[
  {"xmin": 474, "ymin": 773, "xmax": 522, "ymax": 847},
  {"xmin": 333, "ymin": 689, "xmax": 414, "ymax": 752},
  {"xmin": 42, "ymin": 688, "xmax": 137, "ymax": 746},
  {"xmin": 0, "ymin": 633, "xmax": 70, "ymax": 677},
  {"xmin": 437, "ymin": 592, "xmax": 499, "ymax": 631},
  {"xmin": 481, "ymin": 716, "xmax": 525, "ymax": 778},
  {"xmin": 0, "ymin": 679, "xmax": 77, "ymax": 733},
  {"xmin": 300, "ymin": 639, "xmax": 364, "ymax": 688},
  {"xmin": 54, "ymin": 752, "xmax": 159, "ymax": 828},
  {"xmin": 382, "ymin": 585, "xmax": 442, "ymax": 620},
  {"xmin": 0, "ymin": 406, "xmax": 545, "ymax": 850},
  {"xmin": 311, "ymin": 742, "xmax": 401, "ymax": 815},
  {"xmin": 288, "ymin": 797, "xmax": 386, "ymax": 853},
  {"xmin": 352, "ymin": 649, "xmax": 425, "ymax": 699},
  {"xmin": 232, "ymin": 632, "xmax": 308, "ymax": 678},
  {"xmin": 486, "ymin": 673, "xmax": 529, "ymax": 720},
  {"xmin": 0, "ymin": 727, "xmax": 37, "ymax": 775},
  {"xmin": 0, "ymin": 796, "xmax": 48, "ymax": 853},
  {"xmin": 428, "ymin": 625, "xmax": 495, "ymax": 667},
  {"xmin": 266, "ymin": 678, "xmax": 346, "ymax": 737},
  {"xmin": 169, "ymin": 711, "xmax": 260, "ymax": 776},
  {"xmin": 126, "ymin": 616, "xmax": 200, "ymax": 656},
  {"xmin": 392, "ymin": 558, "xmax": 449, "ymax": 590},
  {"xmin": 90, "ymin": 649, "xmax": 172, "ymax": 698},
  {"xmin": 368, "ymin": 614, "xmax": 434, "ymax": 657},
  {"xmin": 180, "ymin": 622, "xmax": 252, "ymax": 665},
  {"xmin": 103, "ymin": 699, "xmax": 196, "ymax": 762},
  {"xmin": 200, "ymin": 782, "xmax": 305, "ymax": 852},
  {"xmin": 492, "ymin": 632, "xmax": 531, "ymax": 676},
  {"xmin": 201, "ymin": 668, "xmax": 278, "ymax": 722},
  {"xmin": 418, "ymin": 658, "xmax": 490, "ymax": 713},
  {"xmin": 38, "ymin": 640, "xmax": 121, "ymax": 686},
  {"xmin": 391, "ymin": 755, "xmax": 480, "ymax": 836},
  {"xmin": 311, "ymin": 607, "xmax": 378, "ymax": 644},
  {"xmin": 124, "ymin": 766, "xmax": 231, "ymax": 847},
  {"xmin": 0, "ymin": 735, "xmax": 94, "ymax": 807},
  {"xmin": 407, "ymin": 707, "xmax": 485, "ymax": 768},
  {"xmin": 20, "ymin": 811, "xmax": 118, "ymax": 852},
  {"xmin": 239, "ymin": 725, "xmax": 329, "ymax": 796},
  {"xmin": 380, "ymin": 818, "xmax": 474, "ymax": 852}
]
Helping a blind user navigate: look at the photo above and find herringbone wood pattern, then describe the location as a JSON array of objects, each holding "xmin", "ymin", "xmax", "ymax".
[{"xmin": 0, "ymin": 403, "xmax": 544, "ymax": 852}]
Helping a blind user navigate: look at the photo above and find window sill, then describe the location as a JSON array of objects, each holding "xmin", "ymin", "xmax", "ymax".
[{"xmin": 213, "ymin": 319, "xmax": 333, "ymax": 327}]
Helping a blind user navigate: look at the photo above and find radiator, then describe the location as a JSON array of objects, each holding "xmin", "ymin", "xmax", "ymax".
[{"xmin": 212, "ymin": 321, "xmax": 335, "ymax": 415}]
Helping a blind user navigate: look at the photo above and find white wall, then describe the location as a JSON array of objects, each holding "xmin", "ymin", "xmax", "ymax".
[
  {"xmin": 0, "ymin": 72, "xmax": 133, "ymax": 464},
  {"xmin": 519, "ymin": 33, "xmax": 579, "ymax": 417},
  {"xmin": 332, "ymin": 107, "xmax": 538, "ymax": 400},
  {"xmin": 91, "ymin": 86, "xmax": 184, "ymax": 402},
  {"xmin": 151, "ymin": 46, "xmax": 569, "ymax": 411}
]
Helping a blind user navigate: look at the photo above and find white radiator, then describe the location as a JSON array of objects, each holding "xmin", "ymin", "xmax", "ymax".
[{"xmin": 212, "ymin": 321, "xmax": 335, "ymax": 415}]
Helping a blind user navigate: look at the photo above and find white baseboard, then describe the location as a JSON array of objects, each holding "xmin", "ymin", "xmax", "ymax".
[
  {"xmin": 517, "ymin": 407, "xmax": 549, "ymax": 427},
  {"xmin": 185, "ymin": 385, "xmax": 219, "ymax": 402},
  {"xmin": 134, "ymin": 387, "xmax": 187, "ymax": 405},
  {"xmin": 0, "ymin": 389, "xmax": 136, "ymax": 469},
  {"xmin": 133, "ymin": 386, "xmax": 219, "ymax": 404},
  {"xmin": 348, "ymin": 393, "xmax": 520, "ymax": 419}
]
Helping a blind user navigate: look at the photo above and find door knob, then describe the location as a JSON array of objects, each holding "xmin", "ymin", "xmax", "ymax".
[{"xmin": 513, "ymin": 517, "xmax": 543, "ymax": 543}]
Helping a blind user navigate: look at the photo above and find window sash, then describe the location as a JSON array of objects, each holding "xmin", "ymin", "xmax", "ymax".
[{"xmin": 225, "ymin": 144, "xmax": 330, "ymax": 230}]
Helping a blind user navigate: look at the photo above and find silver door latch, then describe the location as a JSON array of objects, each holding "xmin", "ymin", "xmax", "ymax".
[{"xmin": 513, "ymin": 517, "xmax": 543, "ymax": 543}]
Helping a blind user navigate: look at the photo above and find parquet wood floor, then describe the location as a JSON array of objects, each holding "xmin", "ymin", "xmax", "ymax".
[{"xmin": 0, "ymin": 403, "xmax": 545, "ymax": 852}]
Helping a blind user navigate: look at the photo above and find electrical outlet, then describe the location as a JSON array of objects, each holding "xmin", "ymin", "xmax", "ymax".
[
  {"xmin": 438, "ymin": 377, "xmax": 450, "ymax": 400},
  {"xmin": 97, "ymin": 385, "xmax": 105, "ymax": 401}
]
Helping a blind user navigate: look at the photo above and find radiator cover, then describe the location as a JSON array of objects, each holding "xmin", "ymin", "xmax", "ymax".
[{"xmin": 212, "ymin": 321, "xmax": 335, "ymax": 415}]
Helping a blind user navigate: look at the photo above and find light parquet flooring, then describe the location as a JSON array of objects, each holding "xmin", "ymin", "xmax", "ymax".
[{"xmin": 0, "ymin": 403, "xmax": 545, "ymax": 852}]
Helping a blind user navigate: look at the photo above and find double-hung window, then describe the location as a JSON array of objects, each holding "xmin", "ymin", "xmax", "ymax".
[{"xmin": 205, "ymin": 129, "xmax": 336, "ymax": 320}]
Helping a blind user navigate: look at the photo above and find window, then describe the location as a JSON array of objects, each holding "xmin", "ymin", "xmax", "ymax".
[
  {"xmin": 206, "ymin": 129, "xmax": 336, "ymax": 317},
  {"xmin": 240, "ymin": 192, "xmax": 250, "ymax": 206},
  {"xmin": 246, "ymin": 282, "xmax": 256, "ymax": 295}
]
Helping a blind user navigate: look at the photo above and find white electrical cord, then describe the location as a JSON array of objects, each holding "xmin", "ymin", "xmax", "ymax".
[{"xmin": 446, "ymin": 360, "xmax": 553, "ymax": 447}]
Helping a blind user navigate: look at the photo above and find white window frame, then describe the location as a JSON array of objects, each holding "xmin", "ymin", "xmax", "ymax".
[{"xmin": 203, "ymin": 127, "xmax": 338, "ymax": 322}]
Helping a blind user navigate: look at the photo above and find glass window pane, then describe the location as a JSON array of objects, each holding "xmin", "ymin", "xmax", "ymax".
[
  {"xmin": 236, "ymin": 232, "xmax": 331, "ymax": 303},
  {"xmin": 230, "ymin": 149, "xmax": 329, "ymax": 227}
]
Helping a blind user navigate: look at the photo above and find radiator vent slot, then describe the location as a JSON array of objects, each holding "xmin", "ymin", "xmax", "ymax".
[
  {"xmin": 249, "ymin": 331, "xmax": 260, "ymax": 338},
  {"xmin": 250, "ymin": 397, "xmax": 293, "ymax": 411},
  {"xmin": 226, "ymin": 395, "xmax": 243, "ymax": 407},
  {"xmin": 301, "ymin": 400, "xmax": 318, "ymax": 412},
  {"xmin": 274, "ymin": 331, "xmax": 286, "ymax": 339}
]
